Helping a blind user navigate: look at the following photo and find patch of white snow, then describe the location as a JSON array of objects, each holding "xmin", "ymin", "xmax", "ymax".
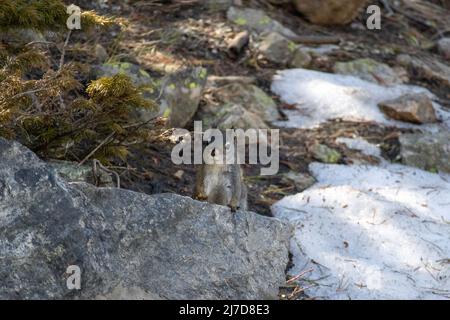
[
  {"xmin": 272, "ymin": 163, "xmax": 450, "ymax": 299},
  {"xmin": 336, "ymin": 137, "xmax": 382, "ymax": 159},
  {"xmin": 271, "ymin": 68, "xmax": 450, "ymax": 130}
]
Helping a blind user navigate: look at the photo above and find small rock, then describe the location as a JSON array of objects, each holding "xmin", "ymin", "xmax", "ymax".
[
  {"xmin": 209, "ymin": 83, "xmax": 279, "ymax": 123},
  {"xmin": 305, "ymin": 44, "xmax": 340, "ymax": 56},
  {"xmin": 290, "ymin": 47, "xmax": 312, "ymax": 68},
  {"xmin": 141, "ymin": 51, "xmax": 184, "ymax": 74},
  {"xmin": 437, "ymin": 38, "xmax": 450, "ymax": 60},
  {"xmin": 48, "ymin": 160, "xmax": 115, "ymax": 187},
  {"xmin": 161, "ymin": 67, "xmax": 208, "ymax": 128},
  {"xmin": 333, "ymin": 58, "xmax": 404, "ymax": 85},
  {"xmin": 392, "ymin": 66, "xmax": 410, "ymax": 83},
  {"xmin": 227, "ymin": 30, "xmax": 250, "ymax": 56},
  {"xmin": 173, "ymin": 170, "xmax": 184, "ymax": 180},
  {"xmin": 293, "ymin": 0, "xmax": 367, "ymax": 25},
  {"xmin": 400, "ymin": 131, "xmax": 450, "ymax": 173},
  {"xmin": 379, "ymin": 94, "xmax": 438, "ymax": 124},
  {"xmin": 311, "ymin": 144, "xmax": 342, "ymax": 163},
  {"xmin": 283, "ymin": 171, "xmax": 316, "ymax": 191},
  {"xmin": 94, "ymin": 44, "xmax": 108, "ymax": 63},
  {"xmin": 397, "ymin": 54, "xmax": 450, "ymax": 88},
  {"xmin": 227, "ymin": 6, "xmax": 297, "ymax": 39},
  {"xmin": 258, "ymin": 32, "xmax": 297, "ymax": 65},
  {"xmin": 204, "ymin": 103, "xmax": 269, "ymax": 131}
]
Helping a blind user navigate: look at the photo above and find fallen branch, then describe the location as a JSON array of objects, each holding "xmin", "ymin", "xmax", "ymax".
[
  {"xmin": 78, "ymin": 131, "xmax": 115, "ymax": 166},
  {"xmin": 58, "ymin": 30, "xmax": 72, "ymax": 73},
  {"xmin": 93, "ymin": 159, "xmax": 121, "ymax": 188}
]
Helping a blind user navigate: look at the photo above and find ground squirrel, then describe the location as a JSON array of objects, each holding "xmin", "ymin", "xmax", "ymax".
[{"xmin": 194, "ymin": 143, "xmax": 248, "ymax": 212}]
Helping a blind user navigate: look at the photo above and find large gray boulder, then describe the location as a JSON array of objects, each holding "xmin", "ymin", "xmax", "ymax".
[
  {"xmin": 199, "ymin": 82, "xmax": 278, "ymax": 133},
  {"xmin": 213, "ymin": 83, "xmax": 279, "ymax": 123},
  {"xmin": 161, "ymin": 67, "xmax": 208, "ymax": 128},
  {"xmin": 399, "ymin": 131, "xmax": 450, "ymax": 174},
  {"xmin": 0, "ymin": 138, "xmax": 291, "ymax": 299},
  {"xmin": 258, "ymin": 32, "xmax": 297, "ymax": 66}
]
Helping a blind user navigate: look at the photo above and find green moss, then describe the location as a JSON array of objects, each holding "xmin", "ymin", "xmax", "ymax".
[
  {"xmin": 141, "ymin": 86, "xmax": 155, "ymax": 94},
  {"xmin": 326, "ymin": 151, "xmax": 342, "ymax": 164},
  {"xmin": 103, "ymin": 62, "xmax": 133, "ymax": 74},
  {"xmin": 334, "ymin": 58, "xmax": 382, "ymax": 75},
  {"xmin": 252, "ymin": 86, "xmax": 276, "ymax": 109},
  {"xmin": 188, "ymin": 82, "xmax": 198, "ymax": 90},
  {"xmin": 312, "ymin": 144, "xmax": 342, "ymax": 164},
  {"xmin": 258, "ymin": 16, "xmax": 271, "ymax": 26},
  {"xmin": 288, "ymin": 41, "xmax": 297, "ymax": 53},
  {"xmin": 428, "ymin": 167, "xmax": 439, "ymax": 174},
  {"xmin": 139, "ymin": 69, "xmax": 151, "ymax": 78},
  {"xmin": 234, "ymin": 17, "xmax": 247, "ymax": 26},
  {"xmin": 199, "ymin": 68, "xmax": 208, "ymax": 80}
]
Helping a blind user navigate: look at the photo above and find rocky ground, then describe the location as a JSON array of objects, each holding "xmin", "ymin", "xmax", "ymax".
[
  {"xmin": 81, "ymin": 0, "xmax": 450, "ymax": 215},
  {"xmin": 1, "ymin": 0, "xmax": 450, "ymax": 299}
]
